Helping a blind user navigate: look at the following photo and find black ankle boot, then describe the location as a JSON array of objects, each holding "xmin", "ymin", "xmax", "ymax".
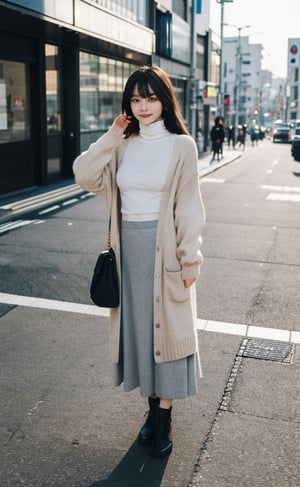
[
  {"xmin": 138, "ymin": 397, "xmax": 160, "ymax": 445},
  {"xmin": 150, "ymin": 406, "xmax": 172, "ymax": 457}
]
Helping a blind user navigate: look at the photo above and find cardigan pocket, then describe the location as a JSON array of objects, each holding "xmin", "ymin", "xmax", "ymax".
[{"xmin": 165, "ymin": 269, "xmax": 190, "ymax": 303}]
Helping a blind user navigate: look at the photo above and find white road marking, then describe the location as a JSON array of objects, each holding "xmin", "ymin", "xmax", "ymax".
[
  {"xmin": 202, "ymin": 177, "xmax": 226, "ymax": 183},
  {"xmin": 260, "ymin": 185, "xmax": 300, "ymax": 203},
  {"xmin": 80, "ymin": 192, "xmax": 95, "ymax": 199},
  {"xmin": 0, "ymin": 292, "xmax": 298, "ymax": 344},
  {"xmin": 0, "ymin": 219, "xmax": 43, "ymax": 235},
  {"xmin": 38, "ymin": 205, "xmax": 60, "ymax": 215},
  {"xmin": 0, "ymin": 292, "xmax": 109, "ymax": 317},
  {"xmin": 33, "ymin": 220, "xmax": 45, "ymax": 225},
  {"xmin": 260, "ymin": 185, "xmax": 300, "ymax": 193},
  {"xmin": 267, "ymin": 193, "xmax": 300, "ymax": 202},
  {"xmin": 62, "ymin": 198, "xmax": 79, "ymax": 206}
]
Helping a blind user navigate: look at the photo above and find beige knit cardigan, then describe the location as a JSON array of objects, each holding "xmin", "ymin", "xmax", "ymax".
[{"xmin": 73, "ymin": 125, "xmax": 205, "ymax": 364}]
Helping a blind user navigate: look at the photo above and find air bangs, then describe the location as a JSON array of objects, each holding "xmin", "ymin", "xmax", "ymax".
[{"xmin": 132, "ymin": 71, "xmax": 164, "ymax": 100}]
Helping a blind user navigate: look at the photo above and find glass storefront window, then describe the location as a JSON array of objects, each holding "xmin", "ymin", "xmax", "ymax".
[
  {"xmin": 79, "ymin": 52, "xmax": 135, "ymax": 150},
  {"xmin": 0, "ymin": 60, "xmax": 30, "ymax": 143},
  {"xmin": 45, "ymin": 44, "xmax": 61, "ymax": 135}
]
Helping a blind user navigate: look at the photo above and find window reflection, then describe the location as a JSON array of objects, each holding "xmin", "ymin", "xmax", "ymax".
[
  {"xmin": 45, "ymin": 44, "xmax": 61, "ymax": 134},
  {"xmin": 79, "ymin": 53, "xmax": 134, "ymax": 150},
  {"xmin": 0, "ymin": 60, "xmax": 30, "ymax": 143}
]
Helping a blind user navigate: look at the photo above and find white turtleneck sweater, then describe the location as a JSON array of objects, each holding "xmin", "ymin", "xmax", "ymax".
[{"xmin": 116, "ymin": 120, "xmax": 175, "ymax": 221}]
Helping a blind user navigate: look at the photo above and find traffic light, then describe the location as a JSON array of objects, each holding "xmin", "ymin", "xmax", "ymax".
[
  {"xmin": 224, "ymin": 94, "xmax": 231, "ymax": 105},
  {"xmin": 288, "ymin": 38, "xmax": 300, "ymax": 67}
]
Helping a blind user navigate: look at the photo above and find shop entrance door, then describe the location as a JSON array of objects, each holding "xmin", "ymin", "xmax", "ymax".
[{"xmin": 0, "ymin": 58, "xmax": 33, "ymax": 193}]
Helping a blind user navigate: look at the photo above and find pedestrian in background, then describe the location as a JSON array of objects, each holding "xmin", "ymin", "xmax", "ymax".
[
  {"xmin": 237, "ymin": 127, "xmax": 246, "ymax": 150},
  {"xmin": 227, "ymin": 124, "xmax": 235, "ymax": 149},
  {"xmin": 73, "ymin": 65, "xmax": 205, "ymax": 458},
  {"xmin": 250, "ymin": 126, "xmax": 259, "ymax": 146},
  {"xmin": 210, "ymin": 116, "xmax": 225, "ymax": 162}
]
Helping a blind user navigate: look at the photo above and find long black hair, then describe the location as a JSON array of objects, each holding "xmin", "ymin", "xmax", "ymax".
[{"xmin": 121, "ymin": 65, "xmax": 189, "ymax": 138}]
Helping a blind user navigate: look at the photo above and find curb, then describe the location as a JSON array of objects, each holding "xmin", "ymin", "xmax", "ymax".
[
  {"xmin": 198, "ymin": 153, "xmax": 242, "ymax": 179},
  {"xmin": 0, "ymin": 183, "xmax": 85, "ymax": 224}
]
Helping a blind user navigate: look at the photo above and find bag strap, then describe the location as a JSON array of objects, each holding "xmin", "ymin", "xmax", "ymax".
[{"xmin": 107, "ymin": 215, "xmax": 111, "ymax": 249}]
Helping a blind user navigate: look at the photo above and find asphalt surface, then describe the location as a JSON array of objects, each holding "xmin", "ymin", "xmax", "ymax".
[{"xmin": 1, "ymin": 146, "xmax": 299, "ymax": 487}]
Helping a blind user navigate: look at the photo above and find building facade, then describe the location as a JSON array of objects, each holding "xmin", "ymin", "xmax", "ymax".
[
  {"xmin": 222, "ymin": 35, "xmax": 263, "ymax": 127},
  {"xmin": 0, "ymin": 0, "xmax": 207, "ymax": 195}
]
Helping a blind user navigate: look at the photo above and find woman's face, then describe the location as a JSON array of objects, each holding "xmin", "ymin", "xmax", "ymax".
[{"xmin": 130, "ymin": 84, "xmax": 163, "ymax": 126}]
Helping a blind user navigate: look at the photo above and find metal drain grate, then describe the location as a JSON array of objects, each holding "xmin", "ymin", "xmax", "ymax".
[{"xmin": 243, "ymin": 338, "xmax": 294, "ymax": 363}]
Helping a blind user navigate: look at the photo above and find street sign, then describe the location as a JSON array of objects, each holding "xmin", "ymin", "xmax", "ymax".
[{"xmin": 288, "ymin": 38, "xmax": 300, "ymax": 67}]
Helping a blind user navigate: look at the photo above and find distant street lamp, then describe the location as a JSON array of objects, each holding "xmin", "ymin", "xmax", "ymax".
[{"xmin": 216, "ymin": 0, "xmax": 234, "ymax": 117}]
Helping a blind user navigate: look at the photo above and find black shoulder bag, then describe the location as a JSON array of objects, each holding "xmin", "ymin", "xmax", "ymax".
[{"xmin": 90, "ymin": 217, "xmax": 119, "ymax": 308}]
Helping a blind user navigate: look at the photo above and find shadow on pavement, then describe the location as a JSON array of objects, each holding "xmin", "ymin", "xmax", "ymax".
[{"xmin": 88, "ymin": 440, "xmax": 169, "ymax": 487}]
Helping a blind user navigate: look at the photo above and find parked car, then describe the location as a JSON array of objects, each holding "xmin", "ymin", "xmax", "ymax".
[
  {"xmin": 289, "ymin": 119, "xmax": 300, "ymax": 141},
  {"xmin": 272, "ymin": 122, "xmax": 292, "ymax": 143},
  {"xmin": 291, "ymin": 128, "xmax": 300, "ymax": 161}
]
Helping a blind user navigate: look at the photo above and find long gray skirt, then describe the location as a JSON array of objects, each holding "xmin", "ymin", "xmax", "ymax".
[{"xmin": 114, "ymin": 219, "xmax": 200, "ymax": 399}]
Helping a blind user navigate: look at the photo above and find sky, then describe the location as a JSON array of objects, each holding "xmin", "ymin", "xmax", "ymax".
[{"xmin": 209, "ymin": 0, "xmax": 300, "ymax": 79}]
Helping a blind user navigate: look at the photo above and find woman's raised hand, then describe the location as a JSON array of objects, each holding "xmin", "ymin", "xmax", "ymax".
[{"xmin": 113, "ymin": 114, "xmax": 132, "ymax": 131}]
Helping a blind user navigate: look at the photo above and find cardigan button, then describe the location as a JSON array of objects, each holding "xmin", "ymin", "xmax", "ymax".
[
  {"xmin": 155, "ymin": 272, "xmax": 160, "ymax": 278},
  {"xmin": 156, "ymin": 245, "xmax": 160, "ymax": 251},
  {"xmin": 155, "ymin": 350, "xmax": 161, "ymax": 356},
  {"xmin": 156, "ymin": 296, "xmax": 160, "ymax": 302},
  {"xmin": 155, "ymin": 322, "xmax": 160, "ymax": 328}
]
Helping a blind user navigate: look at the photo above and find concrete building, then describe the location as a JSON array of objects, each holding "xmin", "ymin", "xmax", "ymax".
[{"xmin": 222, "ymin": 35, "xmax": 263, "ymax": 128}]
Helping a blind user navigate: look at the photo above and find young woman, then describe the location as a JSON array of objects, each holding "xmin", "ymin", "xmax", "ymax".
[{"xmin": 73, "ymin": 65, "xmax": 205, "ymax": 458}]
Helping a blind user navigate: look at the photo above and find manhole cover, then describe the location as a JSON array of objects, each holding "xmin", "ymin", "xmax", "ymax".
[{"xmin": 243, "ymin": 338, "xmax": 293, "ymax": 363}]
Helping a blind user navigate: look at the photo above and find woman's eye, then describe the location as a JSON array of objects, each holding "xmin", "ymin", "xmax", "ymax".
[{"xmin": 149, "ymin": 96, "xmax": 158, "ymax": 102}]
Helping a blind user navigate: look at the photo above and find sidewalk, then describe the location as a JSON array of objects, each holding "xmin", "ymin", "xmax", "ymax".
[
  {"xmin": 0, "ymin": 178, "xmax": 85, "ymax": 224},
  {"xmin": 198, "ymin": 147, "xmax": 242, "ymax": 178},
  {"xmin": 0, "ymin": 305, "xmax": 241, "ymax": 487},
  {"xmin": 189, "ymin": 340, "xmax": 299, "ymax": 487},
  {"xmin": 0, "ymin": 293, "xmax": 299, "ymax": 486}
]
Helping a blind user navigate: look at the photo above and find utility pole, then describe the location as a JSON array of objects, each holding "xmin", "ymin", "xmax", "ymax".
[
  {"xmin": 216, "ymin": 0, "xmax": 234, "ymax": 117},
  {"xmin": 218, "ymin": 0, "xmax": 225, "ymax": 117},
  {"xmin": 234, "ymin": 28, "xmax": 241, "ymax": 132},
  {"xmin": 189, "ymin": 0, "xmax": 197, "ymax": 140}
]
